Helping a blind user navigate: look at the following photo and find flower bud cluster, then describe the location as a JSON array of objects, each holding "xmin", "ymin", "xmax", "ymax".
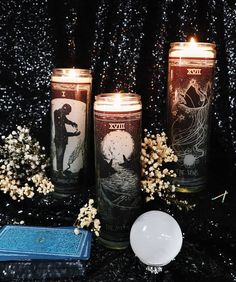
[
  {"xmin": 74, "ymin": 199, "xmax": 101, "ymax": 237},
  {"xmin": 0, "ymin": 126, "xmax": 54, "ymax": 200},
  {"xmin": 141, "ymin": 130, "xmax": 193, "ymax": 210}
]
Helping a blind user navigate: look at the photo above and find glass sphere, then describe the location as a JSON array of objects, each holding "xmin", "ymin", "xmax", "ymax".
[{"xmin": 130, "ymin": 210, "xmax": 183, "ymax": 266}]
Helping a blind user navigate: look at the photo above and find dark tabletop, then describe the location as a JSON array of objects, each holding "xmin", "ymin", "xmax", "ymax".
[{"xmin": 0, "ymin": 162, "xmax": 235, "ymax": 282}]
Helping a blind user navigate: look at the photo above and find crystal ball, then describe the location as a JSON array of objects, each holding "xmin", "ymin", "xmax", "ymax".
[{"xmin": 130, "ymin": 210, "xmax": 183, "ymax": 266}]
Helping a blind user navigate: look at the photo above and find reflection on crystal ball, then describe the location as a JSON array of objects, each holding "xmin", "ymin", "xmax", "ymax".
[{"xmin": 130, "ymin": 210, "xmax": 183, "ymax": 267}]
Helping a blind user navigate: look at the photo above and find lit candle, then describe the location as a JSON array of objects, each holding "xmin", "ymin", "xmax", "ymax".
[
  {"xmin": 170, "ymin": 37, "xmax": 215, "ymax": 58},
  {"xmin": 167, "ymin": 38, "xmax": 216, "ymax": 192},
  {"xmin": 50, "ymin": 68, "xmax": 92, "ymax": 197},
  {"xmin": 94, "ymin": 93, "xmax": 142, "ymax": 249}
]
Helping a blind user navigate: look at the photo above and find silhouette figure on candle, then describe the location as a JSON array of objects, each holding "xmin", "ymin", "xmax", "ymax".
[{"xmin": 54, "ymin": 103, "xmax": 80, "ymax": 173}]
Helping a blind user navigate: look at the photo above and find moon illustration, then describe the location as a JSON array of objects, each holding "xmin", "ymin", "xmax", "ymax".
[{"xmin": 101, "ymin": 130, "xmax": 134, "ymax": 164}]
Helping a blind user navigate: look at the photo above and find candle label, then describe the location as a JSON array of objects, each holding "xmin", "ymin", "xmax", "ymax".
[
  {"xmin": 168, "ymin": 57, "xmax": 215, "ymax": 189},
  {"xmin": 94, "ymin": 109, "xmax": 142, "ymax": 242},
  {"xmin": 51, "ymin": 82, "xmax": 91, "ymax": 187}
]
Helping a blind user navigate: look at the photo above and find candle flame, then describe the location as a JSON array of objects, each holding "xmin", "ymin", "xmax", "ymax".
[
  {"xmin": 189, "ymin": 37, "xmax": 198, "ymax": 49},
  {"xmin": 69, "ymin": 69, "xmax": 77, "ymax": 77},
  {"xmin": 114, "ymin": 93, "xmax": 122, "ymax": 106}
]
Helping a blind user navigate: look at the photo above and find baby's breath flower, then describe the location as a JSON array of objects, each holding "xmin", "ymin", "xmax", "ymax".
[
  {"xmin": 74, "ymin": 199, "xmax": 101, "ymax": 237},
  {"xmin": 141, "ymin": 129, "xmax": 194, "ymax": 210},
  {"xmin": 0, "ymin": 126, "xmax": 54, "ymax": 201},
  {"xmin": 74, "ymin": 227, "xmax": 80, "ymax": 235}
]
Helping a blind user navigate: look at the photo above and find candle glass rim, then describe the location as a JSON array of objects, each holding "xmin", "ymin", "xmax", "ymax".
[
  {"xmin": 95, "ymin": 93, "xmax": 141, "ymax": 102},
  {"xmin": 52, "ymin": 68, "xmax": 91, "ymax": 77},
  {"xmin": 94, "ymin": 93, "xmax": 142, "ymax": 110},
  {"xmin": 170, "ymin": 42, "xmax": 216, "ymax": 49}
]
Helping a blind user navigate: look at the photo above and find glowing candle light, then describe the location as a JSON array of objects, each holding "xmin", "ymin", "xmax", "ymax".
[
  {"xmin": 94, "ymin": 93, "xmax": 142, "ymax": 249},
  {"xmin": 50, "ymin": 68, "xmax": 92, "ymax": 197},
  {"xmin": 114, "ymin": 93, "xmax": 121, "ymax": 106},
  {"xmin": 167, "ymin": 39, "xmax": 216, "ymax": 192}
]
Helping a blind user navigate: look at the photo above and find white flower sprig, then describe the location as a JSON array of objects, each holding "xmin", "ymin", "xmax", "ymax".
[
  {"xmin": 74, "ymin": 199, "xmax": 101, "ymax": 237},
  {"xmin": 0, "ymin": 126, "xmax": 54, "ymax": 201},
  {"xmin": 141, "ymin": 129, "xmax": 193, "ymax": 210}
]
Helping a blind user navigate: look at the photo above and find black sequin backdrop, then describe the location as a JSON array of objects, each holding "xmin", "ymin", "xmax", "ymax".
[
  {"xmin": 1, "ymin": 0, "xmax": 236, "ymax": 186},
  {"xmin": 1, "ymin": 1, "xmax": 236, "ymax": 281}
]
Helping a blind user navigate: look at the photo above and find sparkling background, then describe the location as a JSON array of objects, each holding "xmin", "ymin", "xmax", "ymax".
[
  {"xmin": 0, "ymin": 0, "xmax": 236, "ymax": 176},
  {"xmin": 0, "ymin": 0, "xmax": 53, "ymax": 147},
  {"xmin": 0, "ymin": 0, "xmax": 236, "ymax": 280}
]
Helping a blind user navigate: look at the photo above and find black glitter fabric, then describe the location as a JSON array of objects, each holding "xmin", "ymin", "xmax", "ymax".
[
  {"xmin": 0, "ymin": 0, "xmax": 236, "ymax": 281},
  {"xmin": 0, "ymin": 0, "xmax": 53, "ymax": 147}
]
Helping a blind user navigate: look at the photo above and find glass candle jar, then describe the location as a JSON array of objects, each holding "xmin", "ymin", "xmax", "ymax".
[
  {"xmin": 167, "ymin": 41, "xmax": 216, "ymax": 192},
  {"xmin": 50, "ymin": 68, "xmax": 92, "ymax": 197},
  {"xmin": 94, "ymin": 93, "xmax": 142, "ymax": 249}
]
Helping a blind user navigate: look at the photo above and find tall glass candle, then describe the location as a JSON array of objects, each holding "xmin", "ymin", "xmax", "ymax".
[
  {"xmin": 51, "ymin": 68, "xmax": 92, "ymax": 197},
  {"xmin": 94, "ymin": 93, "xmax": 142, "ymax": 249},
  {"xmin": 167, "ymin": 39, "xmax": 216, "ymax": 192}
]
